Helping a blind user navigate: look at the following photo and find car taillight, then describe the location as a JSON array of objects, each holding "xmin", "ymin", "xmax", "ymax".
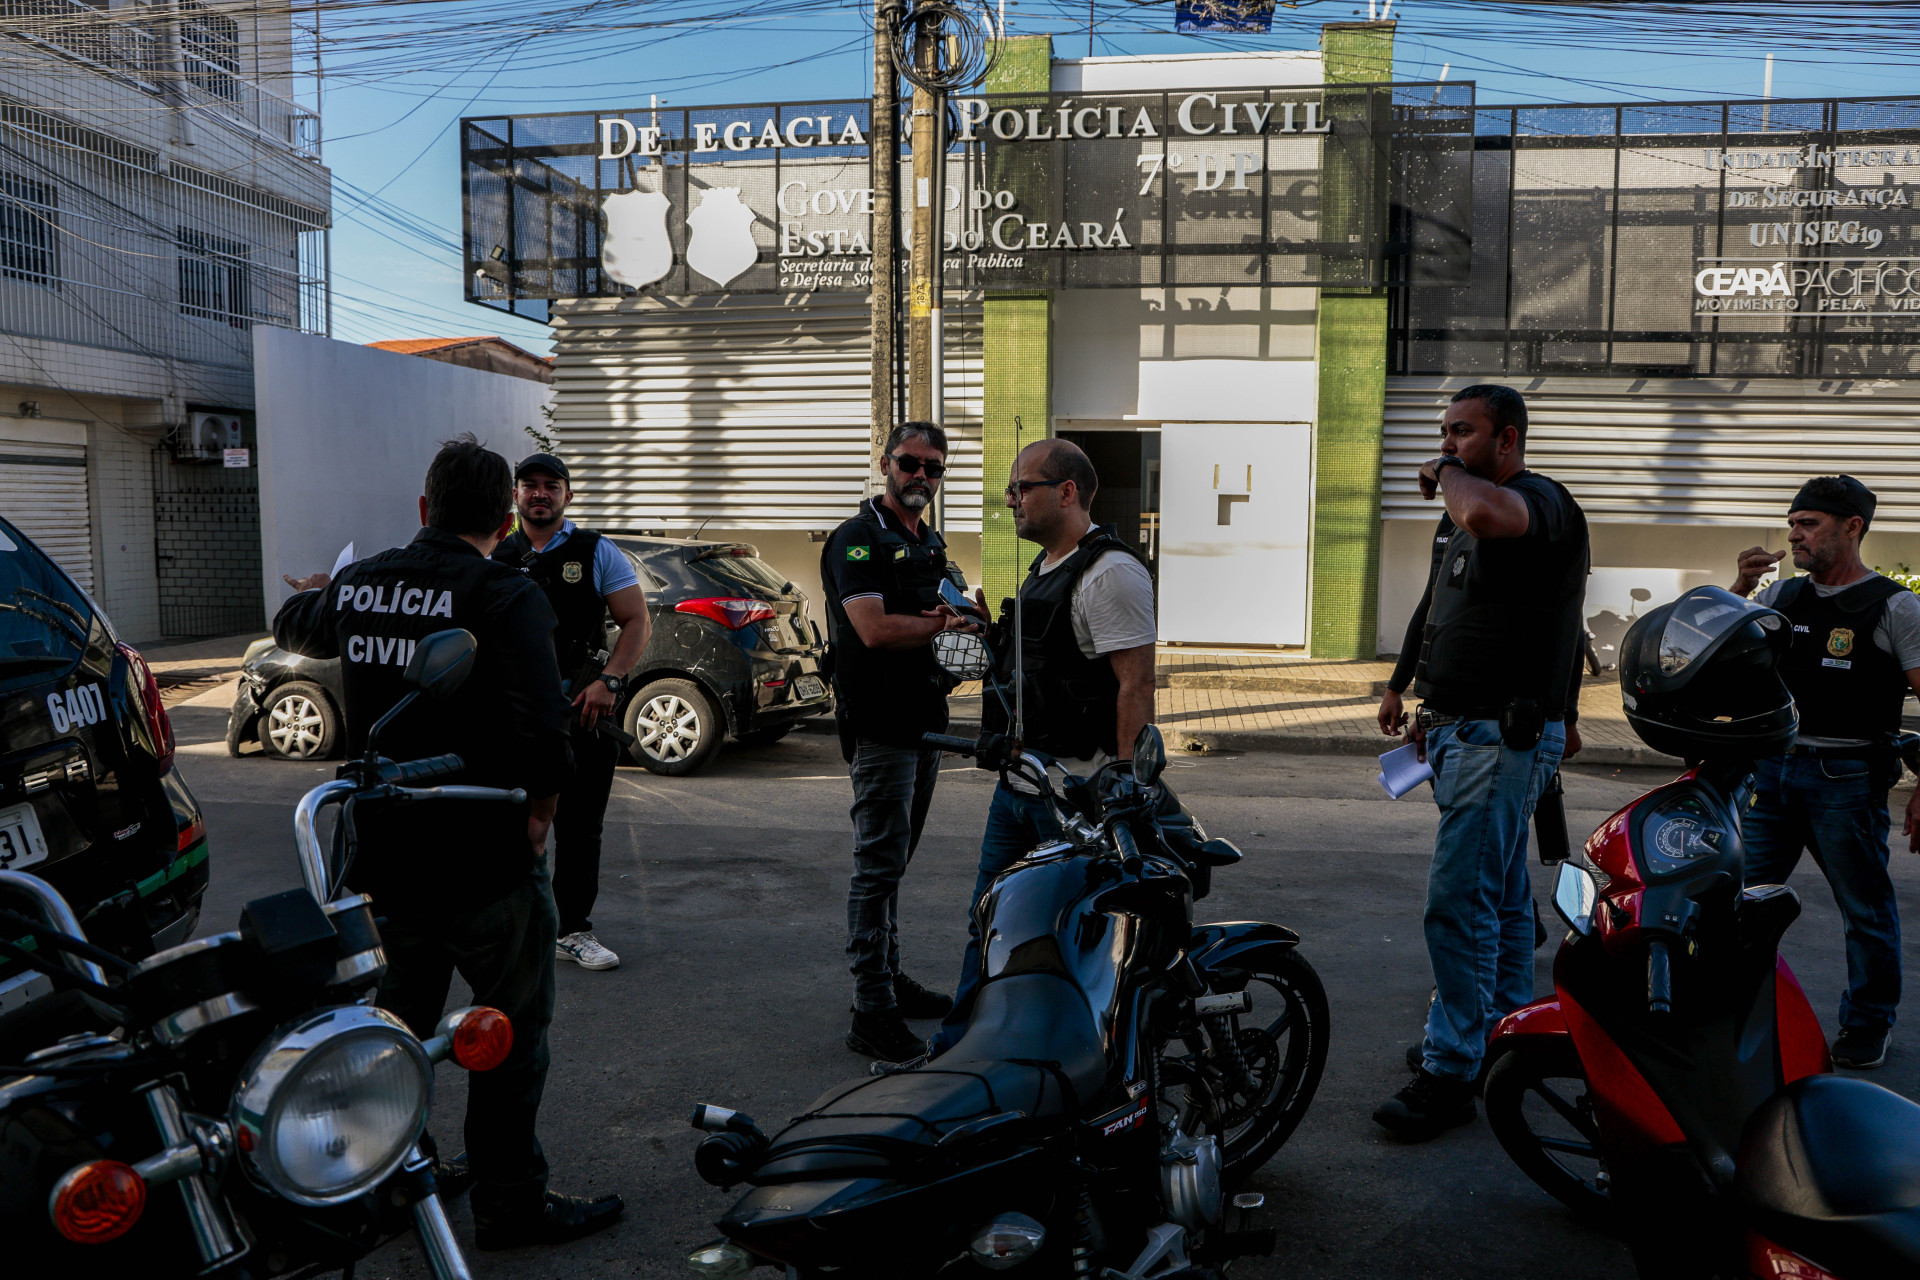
[
  {"xmin": 116, "ymin": 643, "xmax": 174, "ymax": 775},
  {"xmin": 676, "ymin": 598, "xmax": 777, "ymax": 630}
]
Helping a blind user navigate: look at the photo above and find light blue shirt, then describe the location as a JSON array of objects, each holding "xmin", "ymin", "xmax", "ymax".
[{"xmin": 539, "ymin": 519, "xmax": 640, "ymax": 597}]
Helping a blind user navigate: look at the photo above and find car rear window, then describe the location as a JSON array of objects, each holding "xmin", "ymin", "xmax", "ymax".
[
  {"xmin": 690, "ymin": 547, "xmax": 792, "ymax": 599},
  {"xmin": 0, "ymin": 516, "xmax": 93, "ymax": 688}
]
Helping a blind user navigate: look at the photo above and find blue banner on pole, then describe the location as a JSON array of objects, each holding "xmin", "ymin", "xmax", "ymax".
[{"xmin": 1174, "ymin": 0, "xmax": 1275, "ymax": 33}]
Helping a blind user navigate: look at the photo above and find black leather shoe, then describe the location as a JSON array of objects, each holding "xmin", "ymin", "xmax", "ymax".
[
  {"xmin": 1833, "ymin": 1025, "xmax": 1891, "ymax": 1069},
  {"xmin": 1373, "ymin": 1068, "xmax": 1476, "ymax": 1141},
  {"xmin": 1404, "ymin": 1044, "xmax": 1493, "ymax": 1094},
  {"xmin": 474, "ymin": 1191, "xmax": 624, "ymax": 1251},
  {"xmin": 847, "ymin": 1006, "xmax": 926, "ymax": 1063},
  {"xmin": 894, "ymin": 971, "xmax": 954, "ymax": 1019},
  {"xmin": 433, "ymin": 1153, "xmax": 473, "ymax": 1200}
]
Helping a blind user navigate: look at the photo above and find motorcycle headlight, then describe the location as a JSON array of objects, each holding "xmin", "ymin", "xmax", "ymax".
[{"xmin": 230, "ymin": 1007, "xmax": 432, "ymax": 1206}]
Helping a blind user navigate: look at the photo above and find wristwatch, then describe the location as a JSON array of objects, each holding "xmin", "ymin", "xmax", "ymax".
[
  {"xmin": 1432, "ymin": 455, "xmax": 1467, "ymax": 479},
  {"xmin": 597, "ymin": 673, "xmax": 627, "ymax": 695}
]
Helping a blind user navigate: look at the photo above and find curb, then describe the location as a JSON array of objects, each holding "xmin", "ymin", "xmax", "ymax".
[{"xmin": 795, "ymin": 716, "xmax": 1683, "ymax": 770}]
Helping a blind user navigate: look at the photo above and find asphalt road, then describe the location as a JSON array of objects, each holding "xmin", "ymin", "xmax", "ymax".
[{"xmin": 169, "ymin": 701, "xmax": 1920, "ymax": 1280}]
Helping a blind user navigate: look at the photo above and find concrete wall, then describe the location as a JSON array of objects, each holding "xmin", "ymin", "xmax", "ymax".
[
  {"xmin": 254, "ymin": 330, "xmax": 552, "ymax": 614},
  {"xmin": 1376, "ymin": 516, "xmax": 1920, "ymax": 657}
]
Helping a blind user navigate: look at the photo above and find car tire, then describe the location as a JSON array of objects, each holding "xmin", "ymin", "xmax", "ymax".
[
  {"xmin": 625, "ymin": 678, "xmax": 723, "ymax": 776},
  {"xmin": 259, "ymin": 682, "xmax": 340, "ymax": 760},
  {"xmin": 733, "ymin": 725, "xmax": 791, "ymax": 749}
]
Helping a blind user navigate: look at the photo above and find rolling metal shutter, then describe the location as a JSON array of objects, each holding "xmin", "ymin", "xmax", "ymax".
[
  {"xmin": 549, "ymin": 293, "xmax": 984, "ymax": 532},
  {"xmin": 0, "ymin": 422, "xmax": 92, "ymax": 592},
  {"xmin": 1384, "ymin": 377, "xmax": 1920, "ymax": 532}
]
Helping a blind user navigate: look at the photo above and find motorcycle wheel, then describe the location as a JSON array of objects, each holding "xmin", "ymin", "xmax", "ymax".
[
  {"xmin": 1209, "ymin": 949, "xmax": 1330, "ymax": 1183},
  {"xmin": 1483, "ymin": 1042, "xmax": 1612, "ymax": 1223}
]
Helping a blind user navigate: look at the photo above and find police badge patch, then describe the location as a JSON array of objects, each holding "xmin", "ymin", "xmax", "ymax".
[
  {"xmin": 1827, "ymin": 627, "xmax": 1855, "ymax": 658},
  {"xmin": 562, "ymin": 561, "xmax": 584, "ymax": 583}
]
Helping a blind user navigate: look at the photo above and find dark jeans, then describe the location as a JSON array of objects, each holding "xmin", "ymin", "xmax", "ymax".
[
  {"xmin": 846, "ymin": 739, "xmax": 943, "ymax": 1012},
  {"xmin": 553, "ymin": 723, "xmax": 620, "ymax": 936},
  {"xmin": 929, "ymin": 782, "xmax": 1064, "ymax": 1055},
  {"xmin": 378, "ymin": 868, "xmax": 559, "ymax": 1225},
  {"xmin": 1743, "ymin": 751, "xmax": 1900, "ymax": 1034}
]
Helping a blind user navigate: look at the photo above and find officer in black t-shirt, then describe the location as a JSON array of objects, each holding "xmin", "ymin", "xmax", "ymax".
[
  {"xmin": 820, "ymin": 421, "xmax": 981, "ymax": 1064},
  {"xmin": 1371, "ymin": 385, "xmax": 1590, "ymax": 1142},
  {"xmin": 274, "ymin": 436, "xmax": 622, "ymax": 1250}
]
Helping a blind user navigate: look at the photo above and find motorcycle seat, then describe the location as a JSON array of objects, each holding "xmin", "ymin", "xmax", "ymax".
[
  {"xmin": 1737, "ymin": 1074, "xmax": 1920, "ymax": 1276},
  {"xmin": 752, "ymin": 975, "xmax": 1106, "ymax": 1185}
]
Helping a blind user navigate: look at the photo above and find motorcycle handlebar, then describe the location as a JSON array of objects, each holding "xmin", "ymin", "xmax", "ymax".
[
  {"xmin": 380, "ymin": 754, "xmax": 465, "ymax": 785},
  {"xmin": 1648, "ymin": 938, "xmax": 1673, "ymax": 1015},
  {"xmin": 921, "ymin": 733, "xmax": 979, "ymax": 754},
  {"xmin": 396, "ymin": 785, "xmax": 529, "ymax": 804}
]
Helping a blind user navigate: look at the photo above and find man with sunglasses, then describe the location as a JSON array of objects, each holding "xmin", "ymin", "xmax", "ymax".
[{"xmin": 821, "ymin": 421, "xmax": 983, "ymax": 1064}]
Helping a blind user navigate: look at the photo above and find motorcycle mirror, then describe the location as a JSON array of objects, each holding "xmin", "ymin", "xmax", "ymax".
[
  {"xmin": 1552, "ymin": 861, "xmax": 1597, "ymax": 936},
  {"xmin": 404, "ymin": 628, "xmax": 478, "ymax": 700},
  {"xmin": 1132, "ymin": 725, "xmax": 1167, "ymax": 786},
  {"xmin": 932, "ymin": 629, "xmax": 991, "ymax": 682}
]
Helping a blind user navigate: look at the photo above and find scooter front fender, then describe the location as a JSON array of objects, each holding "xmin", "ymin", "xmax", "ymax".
[
  {"xmin": 1189, "ymin": 921, "xmax": 1300, "ymax": 990},
  {"xmin": 1489, "ymin": 996, "xmax": 1569, "ymax": 1049}
]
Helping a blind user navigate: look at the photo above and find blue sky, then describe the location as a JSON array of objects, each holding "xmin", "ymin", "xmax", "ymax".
[{"xmin": 315, "ymin": 2, "xmax": 1920, "ymax": 354}]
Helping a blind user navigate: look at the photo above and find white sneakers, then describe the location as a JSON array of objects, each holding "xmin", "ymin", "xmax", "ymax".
[{"xmin": 556, "ymin": 931, "xmax": 620, "ymax": 970}]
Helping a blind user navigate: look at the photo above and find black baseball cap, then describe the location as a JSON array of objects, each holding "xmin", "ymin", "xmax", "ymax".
[
  {"xmin": 1790, "ymin": 474, "xmax": 1876, "ymax": 529},
  {"xmin": 514, "ymin": 452, "xmax": 570, "ymax": 482}
]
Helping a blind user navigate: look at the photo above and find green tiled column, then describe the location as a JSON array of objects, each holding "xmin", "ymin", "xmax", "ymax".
[
  {"xmin": 981, "ymin": 35, "xmax": 1052, "ymax": 606},
  {"xmin": 1310, "ymin": 21, "xmax": 1395, "ymax": 659}
]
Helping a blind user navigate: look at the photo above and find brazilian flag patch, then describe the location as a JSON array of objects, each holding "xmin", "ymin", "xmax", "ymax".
[{"xmin": 846, "ymin": 546, "xmax": 870, "ymax": 561}]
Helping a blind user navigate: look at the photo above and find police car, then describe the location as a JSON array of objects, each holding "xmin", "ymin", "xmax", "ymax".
[{"xmin": 0, "ymin": 515, "xmax": 209, "ymax": 1041}]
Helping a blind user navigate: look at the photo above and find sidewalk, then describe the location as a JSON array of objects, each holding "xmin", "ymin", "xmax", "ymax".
[
  {"xmin": 139, "ymin": 632, "xmax": 264, "ymax": 708},
  {"xmin": 935, "ymin": 647, "xmax": 1684, "ymax": 769}
]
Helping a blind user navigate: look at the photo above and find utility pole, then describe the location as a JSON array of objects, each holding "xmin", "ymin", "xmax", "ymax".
[
  {"xmin": 869, "ymin": 0, "xmax": 900, "ymax": 483},
  {"xmin": 906, "ymin": 19, "xmax": 945, "ymax": 427}
]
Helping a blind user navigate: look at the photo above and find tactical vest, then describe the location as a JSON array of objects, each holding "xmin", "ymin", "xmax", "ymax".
[
  {"xmin": 983, "ymin": 526, "xmax": 1151, "ymax": 761},
  {"xmin": 1412, "ymin": 473, "xmax": 1589, "ymax": 719},
  {"xmin": 821, "ymin": 499, "xmax": 965, "ymax": 751},
  {"xmin": 495, "ymin": 526, "xmax": 608, "ymax": 682},
  {"xmin": 1775, "ymin": 574, "xmax": 1910, "ymax": 742}
]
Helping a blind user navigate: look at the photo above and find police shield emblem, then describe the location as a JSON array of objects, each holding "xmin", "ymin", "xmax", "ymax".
[
  {"xmin": 684, "ymin": 188, "xmax": 759, "ymax": 287},
  {"xmin": 600, "ymin": 188, "xmax": 672, "ymax": 288},
  {"xmin": 1828, "ymin": 627, "xmax": 1855, "ymax": 658},
  {"xmin": 562, "ymin": 562, "xmax": 584, "ymax": 584}
]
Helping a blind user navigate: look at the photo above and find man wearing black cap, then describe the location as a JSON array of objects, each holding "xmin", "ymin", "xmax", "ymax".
[
  {"xmin": 495, "ymin": 453, "xmax": 651, "ymax": 973},
  {"xmin": 1733, "ymin": 475, "xmax": 1920, "ymax": 1069}
]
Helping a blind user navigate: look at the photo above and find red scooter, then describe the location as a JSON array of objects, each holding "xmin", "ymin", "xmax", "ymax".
[{"xmin": 1482, "ymin": 590, "xmax": 1920, "ymax": 1279}]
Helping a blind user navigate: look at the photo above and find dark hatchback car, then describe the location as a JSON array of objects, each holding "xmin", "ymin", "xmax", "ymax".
[
  {"xmin": 0, "ymin": 515, "xmax": 207, "ymax": 1040},
  {"xmin": 229, "ymin": 536, "xmax": 830, "ymax": 776}
]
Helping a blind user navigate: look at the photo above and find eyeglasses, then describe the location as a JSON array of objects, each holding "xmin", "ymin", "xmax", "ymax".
[
  {"xmin": 1005, "ymin": 478, "xmax": 1066, "ymax": 498},
  {"xmin": 889, "ymin": 454, "xmax": 947, "ymax": 479}
]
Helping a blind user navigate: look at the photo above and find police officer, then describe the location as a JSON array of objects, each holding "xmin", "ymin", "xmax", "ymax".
[
  {"xmin": 1372, "ymin": 385, "xmax": 1589, "ymax": 1141},
  {"xmin": 926, "ymin": 438, "xmax": 1157, "ymax": 1061},
  {"xmin": 495, "ymin": 453, "xmax": 651, "ymax": 973},
  {"xmin": 1732, "ymin": 476, "xmax": 1920, "ymax": 1070},
  {"xmin": 275, "ymin": 435, "xmax": 623, "ymax": 1250},
  {"xmin": 821, "ymin": 421, "xmax": 976, "ymax": 1064}
]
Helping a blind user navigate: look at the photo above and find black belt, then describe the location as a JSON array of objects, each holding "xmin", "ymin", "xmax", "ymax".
[
  {"xmin": 1417, "ymin": 706, "xmax": 1502, "ymax": 730},
  {"xmin": 1785, "ymin": 742, "xmax": 1880, "ymax": 759}
]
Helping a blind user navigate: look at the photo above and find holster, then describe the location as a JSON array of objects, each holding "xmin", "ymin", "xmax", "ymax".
[
  {"xmin": 1500, "ymin": 697, "xmax": 1546, "ymax": 750},
  {"xmin": 1534, "ymin": 769, "xmax": 1570, "ymax": 864}
]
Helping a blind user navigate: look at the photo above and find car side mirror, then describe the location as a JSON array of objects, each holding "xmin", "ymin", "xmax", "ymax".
[
  {"xmin": 1132, "ymin": 725, "xmax": 1167, "ymax": 786},
  {"xmin": 404, "ymin": 629, "xmax": 477, "ymax": 700}
]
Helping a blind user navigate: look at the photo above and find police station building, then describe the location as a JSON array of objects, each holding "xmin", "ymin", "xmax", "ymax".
[{"xmin": 462, "ymin": 23, "xmax": 1920, "ymax": 663}]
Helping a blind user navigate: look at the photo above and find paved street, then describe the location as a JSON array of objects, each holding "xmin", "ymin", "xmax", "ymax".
[{"xmin": 170, "ymin": 698, "xmax": 1920, "ymax": 1280}]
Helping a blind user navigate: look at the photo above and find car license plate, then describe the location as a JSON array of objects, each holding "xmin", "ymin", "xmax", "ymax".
[
  {"xmin": 795, "ymin": 675, "xmax": 826, "ymax": 702},
  {"xmin": 0, "ymin": 804, "xmax": 49, "ymax": 871}
]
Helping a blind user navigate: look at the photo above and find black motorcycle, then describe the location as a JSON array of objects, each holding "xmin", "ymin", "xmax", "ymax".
[
  {"xmin": 0, "ymin": 629, "xmax": 522, "ymax": 1279},
  {"xmin": 686, "ymin": 724, "xmax": 1329, "ymax": 1279}
]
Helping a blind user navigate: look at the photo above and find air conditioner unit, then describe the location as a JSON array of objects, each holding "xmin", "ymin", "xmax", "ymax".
[{"xmin": 182, "ymin": 411, "xmax": 244, "ymax": 461}]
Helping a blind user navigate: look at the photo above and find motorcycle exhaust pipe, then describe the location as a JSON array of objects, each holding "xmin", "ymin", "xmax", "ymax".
[{"xmin": 691, "ymin": 1104, "xmax": 769, "ymax": 1189}]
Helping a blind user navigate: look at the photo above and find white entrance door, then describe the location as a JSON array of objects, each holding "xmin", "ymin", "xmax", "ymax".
[{"xmin": 1156, "ymin": 422, "xmax": 1311, "ymax": 646}]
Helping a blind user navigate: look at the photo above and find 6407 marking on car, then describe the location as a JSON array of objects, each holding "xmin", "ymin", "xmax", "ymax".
[{"xmin": 47, "ymin": 684, "xmax": 105, "ymax": 734}]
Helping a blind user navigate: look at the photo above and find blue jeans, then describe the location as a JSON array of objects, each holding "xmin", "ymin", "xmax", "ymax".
[
  {"xmin": 928, "ymin": 782, "xmax": 1065, "ymax": 1055},
  {"xmin": 1420, "ymin": 718, "xmax": 1565, "ymax": 1080},
  {"xmin": 1742, "ymin": 752, "xmax": 1899, "ymax": 1034},
  {"xmin": 845, "ymin": 740, "xmax": 944, "ymax": 1013}
]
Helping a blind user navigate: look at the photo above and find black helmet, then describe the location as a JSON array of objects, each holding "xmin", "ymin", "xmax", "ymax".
[{"xmin": 1619, "ymin": 585, "xmax": 1797, "ymax": 760}]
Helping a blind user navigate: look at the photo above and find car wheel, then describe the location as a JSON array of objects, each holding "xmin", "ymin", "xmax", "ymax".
[
  {"xmin": 260, "ymin": 682, "xmax": 340, "ymax": 760},
  {"xmin": 734, "ymin": 725, "xmax": 791, "ymax": 749},
  {"xmin": 625, "ymin": 678, "xmax": 723, "ymax": 776}
]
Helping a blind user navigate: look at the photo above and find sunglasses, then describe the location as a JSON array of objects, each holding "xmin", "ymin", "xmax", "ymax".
[
  {"xmin": 890, "ymin": 454, "xmax": 947, "ymax": 479},
  {"xmin": 1005, "ymin": 478, "xmax": 1066, "ymax": 498}
]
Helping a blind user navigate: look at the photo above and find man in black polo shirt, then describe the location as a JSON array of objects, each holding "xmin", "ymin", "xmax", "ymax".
[
  {"xmin": 1373, "ymin": 384, "xmax": 1589, "ymax": 1140},
  {"xmin": 1732, "ymin": 476, "xmax": 1920, "ymax": 1070},
  {"xmin": 821, "ymin": 421, "xmax": 979, "ymax": 1063},
  {"xmin": 494, "ymin": 453, "xmax": 651, "ymax": 973}
]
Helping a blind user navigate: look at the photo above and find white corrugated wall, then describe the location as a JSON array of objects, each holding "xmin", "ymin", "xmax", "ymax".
[
  {"xmin": 1384, "ymin": 377, "xmax": 1920, "ymax": 533},
  {"xmin": 549, "ymin": 293, "xmax": 984, "ymax": 533}
]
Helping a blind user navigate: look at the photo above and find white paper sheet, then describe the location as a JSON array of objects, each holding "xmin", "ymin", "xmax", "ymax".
[
  {"xmin": 1377, "ymin": 741, "xmax": 1435, "ymax": 800},
  {"xmin": 330, "ymin": 542, "xmax": 355, "ymax": 579}
]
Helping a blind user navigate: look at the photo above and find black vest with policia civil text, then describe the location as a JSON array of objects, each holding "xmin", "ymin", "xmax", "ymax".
[
  {"xmin": 1775, "ymin": 573, "xmax": 1910, "ymax": 742},
  {"xmin": 495, "ymin": 526, "xmax": 609, "ymax": 683}
]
